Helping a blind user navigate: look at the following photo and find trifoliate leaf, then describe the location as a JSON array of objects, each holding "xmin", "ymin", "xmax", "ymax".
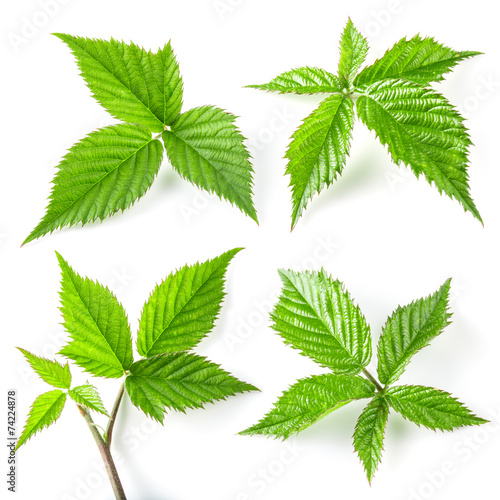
[
  {"xmin": 16, "ymin": 390, "xmax": 66, "ymax": 450},
  {"xmin": 162, "ymin": 106, "xmax": 258, "ymax": 222},
  {"xmin": 386, "ymin": 385, "xmax": 487, "ymax": 431},
  {"xmin": 355, "ymin": 35, "xmax": 480, "ymax": 87},
  {"xmin": 54, "ymin": 34, "xmax": 183, "ymax": 131},
  {"xmin": 68, "ymin": 384, "xmax": 109, "ymax": 416},
  {"xmin": 338, "ymin": 19, "xmax": 369, "ymax": 87},
  {"xmin": 247, "ymin": 67, "xmax": 342, "ymax": 94},
  {"xmin": 286, "ymin": 94, "xmax": 354, "ymax": 228},
  {"xmin": 137, "ymin": 248, "xmax": 241, "ymax": 357},
  {"xmin": 57, "ymin": 253, "xmax": 133, "ymax": 378},
  {"xmin": 239, "ymin": 374, "xmax": 375, "ymax": 439},
  {"xmin": 356, "ymin": 79, "xmax": 482, "ymax": 223},
  {"xmin": 272, "ymin": 269, "xmax": 372, "ymax": 374},
  {"xmin": 377, "ymin": 279, "xmax": 452, "ymax": 386},
  {"xmin": 17, "ymin": 348, "xmax": 71, "ymax": 389},
  {"xmin": 23, "ymin": 124, "xmax": 164, "ymax": 244},
  {"xmin": 353, "ymin": 395, "xmax": 389, "ymax": 483},
  {"xmin": 125, "ymin": 353, "xmax": 257, "ymax": 423}
]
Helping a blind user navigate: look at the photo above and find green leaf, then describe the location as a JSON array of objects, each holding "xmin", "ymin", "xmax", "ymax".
[
  {"xmin": 162, "ymin": 106, "xmax": 258, "ymax": 222},
  {"xmin": 137, "ymin": 248, "xmax": 241, "ymax": 357},
  {"xmin": 55, "ymin": 34, "xmax": 183, "ymax": 131},
  {"xmin": 271, "ymin": 269, "xmax": 372, "ymax": 374},
  {"xmin": 377, "ymin": 279, "xmax": 452, "ymax": 386},
  {"xmin": 57, "ymin": 253, "xmax": 133, "ymax": 378},
  {"xmin": 247, "ymin": 67, "xmax": 342, "ymax": 94},
  {"xmin": 17, "ymin": 348, "xmax": 71, "ymax": 389},
  {"xmin": 286, "ymin": 94, "xmax": 354, "ymax": 228},
  {"xmin": 386, "ymin": 385, "xmax": 487, "ymax": 431},
  {"xmin": 23, "ymin": 124, "xmax": 164, "ymax": 244},
  {"xmin": 353, "ymin": 395, "xmax": 389, "ymax": 483},
  {"xmin": 239, "ymin": 374, "xmax": 375, "ymax": 439},
  {"xmin": 355, "ymin": 35, "xmax": 480, "ymax": 87},
  {"xmin": 16, "ymin": 390, "xmax": 66, "ymax": 450},
  {"xmin": 68, "ymin": 384, "xmax": 109, "ymax": 416},
  {"xmin": 338, "ymin": 19, "xmax": 369, "ymax": 87},
  {"xmin": 356, "ymin": 79, "xmax": 482, "ymax": 223},
  {"xmin": 125, "ymin": 353, "xmax": 257, "ymax": 422}
]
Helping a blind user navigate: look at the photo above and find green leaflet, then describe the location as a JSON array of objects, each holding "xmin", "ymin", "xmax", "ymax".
[
  {"xmin": 24, "ymin": 124, "xmax": 164, "ymax": 244},
  {"xmin": 286, "ymin": 94, "xmax": 354, "ymax": 228},
  {"xmin": 57, "ymin": 253, "xmax": 133, "ymax": 378},
  {"xmin": 356, "ymin": 79, "xmax": 482, "ymax": 223},
  {"xmin": 137, "ymin": 248, "xmax": 241, "ymax": 357},
  {"xmin": 338, "ymin": 19, "xmax": 369, "ymax": 87},
  {"xmin": 386, "ymin": 385, "xmax": 487, "ymax": 431},
  {"xmin": 162, "ymin": 106, "xmax": 258, "ymax": 222},
  {"xmin": 68, "ymin": 384, "xmax": 109, "ymax": 416},
  {"xmin": 126, "ymin": 353, "xmax": 257, "ymax": 423},
  {"xmin": 247, "ymin": 67, "xmax": 342, "ymax": 94},
  {"xmin": 55, "ymin": 34, "xmax": 183, "ymax": 131},
  {"xmin": 248, "ymin": 19, "xmax": 481, "ymax": 227},
  {"xmin": 377, "ymin": 279, "xmax": 452, "ymax": 385},
  {"xmin": 16, "ymin": 390, "xmax": 66, "ymax": 450},
  {"xmin": 353, "ymin": 395, "xmax": 389, "ymax": 483},
  {"xmin": 17, "ymin": 348, "xmax": 71, "ymax": 389},
  {"xmin": 272, "ymin": 269, "xmax": 372, "ymax": 374},
  {"xmin": 355, "ymin": 34, "xmax": 481, "ymax": 87},
  {"xmin": 240, "ymin": 374, "xmax": 375, "ymax": 439}
]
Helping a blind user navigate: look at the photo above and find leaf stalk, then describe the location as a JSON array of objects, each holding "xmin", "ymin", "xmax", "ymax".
[
  {"xmin": 77, "ymin": 403, "xmax": 127, "ymax": 500},
  {"xmin": 362, "ymin": 368, "xmax": 384, "ymax": 393}
]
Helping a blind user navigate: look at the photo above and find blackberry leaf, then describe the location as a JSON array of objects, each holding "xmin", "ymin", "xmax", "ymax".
[
  {"xmin": 355, "ymin": 35, "xmax": 480, "ymax": 87},
  {"xmin": 247, "ymin": 67, "xmax": 342, "ymax": 94},
  {"xmin": 17, "ymin": 348, "xmax": 71, "ymax": 389},
  {"xmin": 57, "ymin": 253, "xmax": 133, "ymax": 378},
  {"xmin": 353, "ymin": 395, "xmax": 389, "ymax": 483},
  {"xmin": 163, "ymin": 106, "xmax": 258, "ymax": 222},
  {"xmin": 24, "ymin": 124, "xmax": 163, "ymax": 244},
  {"xmin": 240, "ymin": 374, "xmax": 375, "ymax": 438},
  {"xmin": 55, "ymin": 34, "xmax": 183, "ymax": 131},
  {"xmin": 286, "ymin": 94, "xmax": 354, "ymax": 228},
  {"xmin": 16, "ymin": 391, "xmax": 66, "ymax": 450},
  {"xmin": 137, "ymin": 248, "xmax": 241, "ymax": 357},
  {"xmin": 338, "ymin": 18, "xmax": 369, "ymax": 87},
  {"xmin": 377, "ymin": 279, "xmax": 452, "ymax": 385},
  {"xmin": 272, "ymin": 269, "xmax": 372, "ymax": 374},
  {"xmin": 386, "ymin": 385, "xmax": 487, "ymax": 430},
  {"xmin": 356, "ymin": 79, "xmax": 482, "ymax": 223},
  {"xmin": 126, "ymin": 353, "xmax": 257, "ymax": 423},
  {"xmin": 69, "ymin": 384, "xmax": 109, "ymax": 416}
]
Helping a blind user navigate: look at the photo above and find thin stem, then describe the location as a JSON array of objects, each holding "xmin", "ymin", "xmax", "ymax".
[
  {"xmin": 77, "ymin": 405, "xmax": 127, "ymax": 500},
  {"xmin": 362, "ymin": 368, "xmax": 384, "ymax": 393},
  {"xmin": 106, "ymin": 382, "xmax": 125, "ymax": 446}
]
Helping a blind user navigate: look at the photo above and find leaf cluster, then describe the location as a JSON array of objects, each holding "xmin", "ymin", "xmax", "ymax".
[
  {"xmin": 240, "ymin": 270, "xmax": 487, "ymax": 482},
  {"xmin": 248, "ymin": 19, "xmax": 482, "ymax": 228},
  {"xmin": 24, "ymin": 36, "xmax": 258, "ymax": 245},
  {"xmin": 16, "ymin": 249, "xmax": 257, "ymax": 449}
]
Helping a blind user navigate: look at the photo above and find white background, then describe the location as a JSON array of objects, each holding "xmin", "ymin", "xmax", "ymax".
[{"xmin": 1, "ymin": 0, "xmax": 499, "ymax": 499}]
